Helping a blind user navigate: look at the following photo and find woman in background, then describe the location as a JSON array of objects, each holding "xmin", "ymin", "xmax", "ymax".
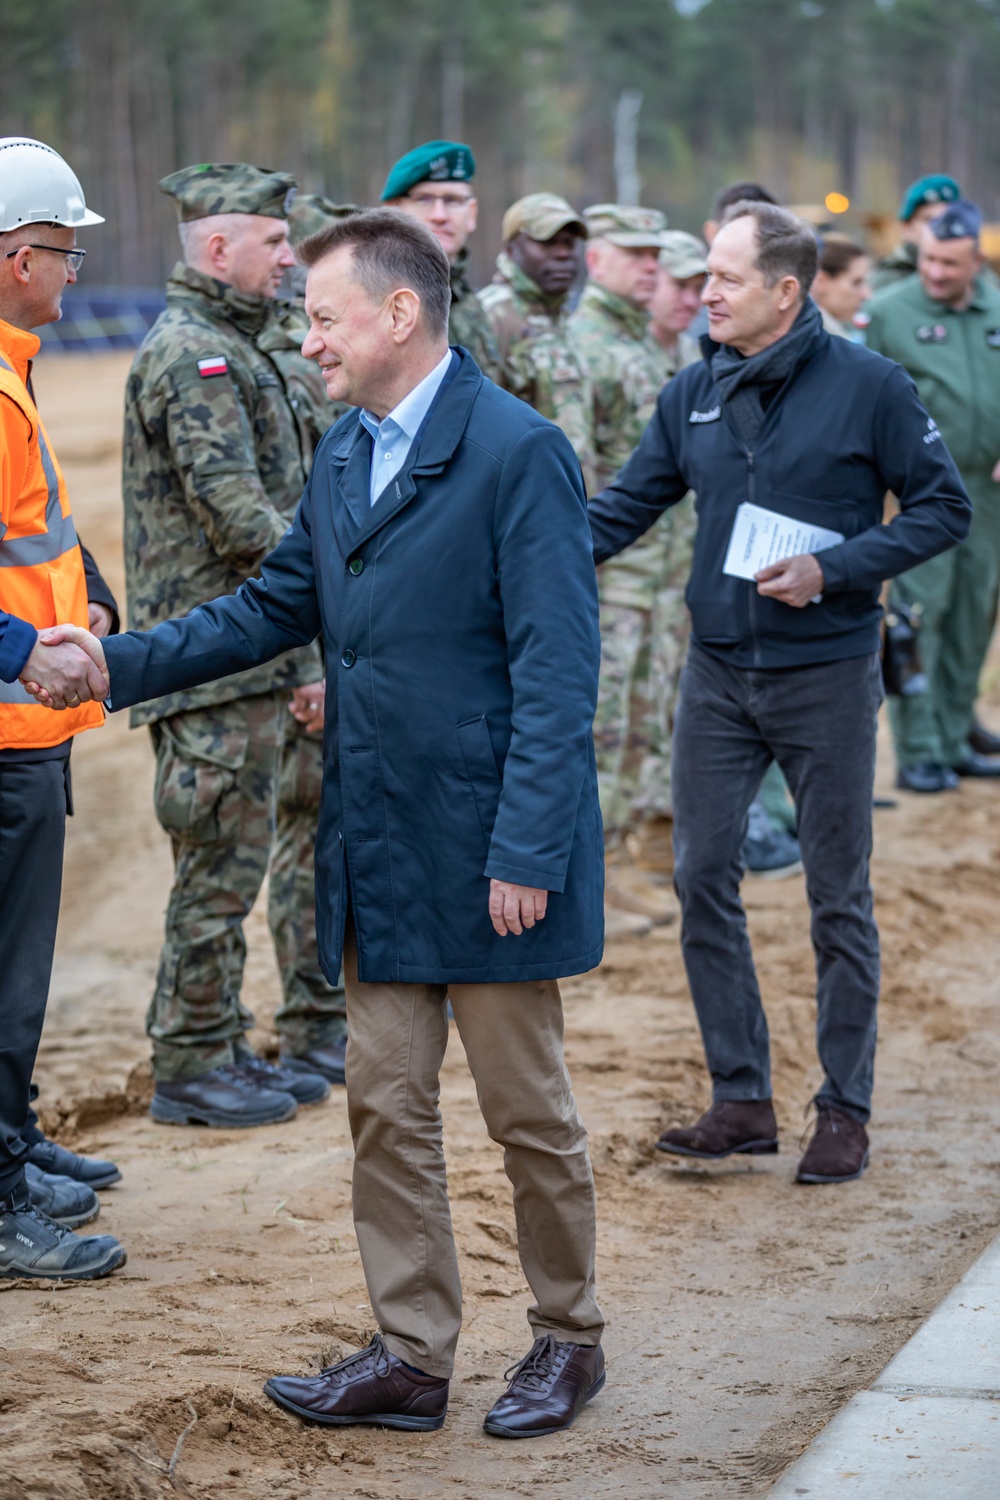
[{"xmin": 813, "ymin": 236, "xmax": 871, "ymax": 339}]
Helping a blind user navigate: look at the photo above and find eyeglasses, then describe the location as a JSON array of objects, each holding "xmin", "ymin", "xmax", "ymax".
[
  {"xmin": 4, "ymin": 244, "xmax": 87, "ymax": 271},
  {"xmin": 404, "ymin": 192, "xmax": 474, "ymax": 213}
]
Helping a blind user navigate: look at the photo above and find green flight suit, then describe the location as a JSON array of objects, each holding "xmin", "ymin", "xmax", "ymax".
[{"xmin": 866, "ymin": 274, "xmax": 1000, "ymax": 768}]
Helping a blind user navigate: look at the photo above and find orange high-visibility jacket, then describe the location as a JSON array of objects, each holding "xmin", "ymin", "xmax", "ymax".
[{"xmin": 0, "ymin": 319, "xmax": 102, "ymax": 749}]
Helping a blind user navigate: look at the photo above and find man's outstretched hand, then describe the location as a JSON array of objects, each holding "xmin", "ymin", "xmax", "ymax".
[
  {"xmin": 489, "ymin": 879, "xmax": 548, "ymax": 937},
  {"xmin": 19, "ymin": 624, "xmax": 109, "ymax": 710}
]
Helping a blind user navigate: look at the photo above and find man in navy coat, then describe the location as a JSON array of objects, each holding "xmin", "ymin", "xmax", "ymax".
[{"xmin": 25, "ymin": 210, "xmax": 606, "ymax": 1439}]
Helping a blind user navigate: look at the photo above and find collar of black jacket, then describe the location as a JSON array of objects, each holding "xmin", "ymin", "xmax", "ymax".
[{"xmin": 701, "ymin": 297, "xmax": 825, "ymax": 452}]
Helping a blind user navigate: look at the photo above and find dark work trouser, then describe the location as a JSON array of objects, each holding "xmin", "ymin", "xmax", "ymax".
[
  {"xmin": 0, "ymin": 754, "xmax": 70, "ymax": 1199},
  {"xmin": 671, "ymin": 645, "xmax": 883, "ymax": 1123}
]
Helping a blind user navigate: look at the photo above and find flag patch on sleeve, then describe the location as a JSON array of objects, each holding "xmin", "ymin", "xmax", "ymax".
[{"xmin": 197, "ymin": 356, "xmax": 229, "ymax": 378}]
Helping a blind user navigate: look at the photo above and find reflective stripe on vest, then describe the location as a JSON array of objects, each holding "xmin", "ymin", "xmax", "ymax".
[{"xmin": 0, "ymin": 374, "xmax": 79, "ymax": 566}]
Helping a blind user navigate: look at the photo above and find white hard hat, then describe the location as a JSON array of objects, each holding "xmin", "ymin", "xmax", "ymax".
[{"xmin": 0, "ymin": 137, "xmax": 104, "ymax": 233}]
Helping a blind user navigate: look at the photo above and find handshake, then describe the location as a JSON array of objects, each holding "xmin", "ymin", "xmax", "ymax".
[{"xmin": 20, "ymin": 625, "xmax": 109, "ymax": 710}]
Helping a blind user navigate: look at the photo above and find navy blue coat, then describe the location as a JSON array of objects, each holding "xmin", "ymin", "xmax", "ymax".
[{"xmin": 104, "ymin": 350, "xmax": 604, "ymax": 984}]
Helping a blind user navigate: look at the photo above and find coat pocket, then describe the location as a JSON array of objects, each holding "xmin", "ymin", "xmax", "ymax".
[{"xmin": 456, "ymin": 714, "xmax": 502, "ymax": 847}]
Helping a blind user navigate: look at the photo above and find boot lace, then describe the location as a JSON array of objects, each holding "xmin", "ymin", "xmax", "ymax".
[{"xmin": 503, "ymin": 1334, "xmax": 560, "ymax": 1392}]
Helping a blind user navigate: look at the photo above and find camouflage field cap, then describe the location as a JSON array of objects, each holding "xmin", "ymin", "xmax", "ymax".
[
  {"xmin": 583, "ymin": 203, "xmax": 669, "ymax": 248},
  {"xmin": 288, "ymin": 192, "xmax": 360, "ymax": 245},
  {"xmin": 659, "ymin": 230, "xmax": 708, "ymax": 279},
  {"xmin": 381, "ymin": 140, "xmax": 476, "ymax": 201},
  {"xmin": 502, "ymin": 192, "xmax": 586, "ymax": 244},
  {"xmin": 159, "ymin": 163, "xmax": 298, "ymax": 223}
]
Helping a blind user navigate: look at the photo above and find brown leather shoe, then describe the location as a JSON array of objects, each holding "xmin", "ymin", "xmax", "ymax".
[
  {"xmin": 483, "ymin": 1335, "xmax": 605, "ymax": 1439},
  {"xmin": 655, "ymin": 1099, "xmax": 778, "ymax": 1159},
  {"xmin": 796, "ymin": 1106, "xmax": 869, "ymax": 1184},
  {"xmin": 264, "ymin": 1334, "xmax": 448, "ymax": 1431}
]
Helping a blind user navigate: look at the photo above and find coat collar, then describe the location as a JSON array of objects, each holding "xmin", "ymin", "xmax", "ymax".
[
  {"xmin": 579, "ymin": 280, "xmax": 650, "ymax": 340},
  {"xmin": 166, "ymin": 261, "xmax": 272, "ymax": 338},
  {"xmin": 326, "ymin": 348, "xmax": 483, "ymax": 547}
]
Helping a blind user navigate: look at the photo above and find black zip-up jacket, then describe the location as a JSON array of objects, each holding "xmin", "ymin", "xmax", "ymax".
[{"xmin": 588, "ymin": 324, "xmax": 971, "ymax": 668}]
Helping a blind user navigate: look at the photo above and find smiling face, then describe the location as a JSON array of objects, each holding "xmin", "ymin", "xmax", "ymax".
[
  {"xmin": 702, "ymin": 215, "xmax": 801, "ymax": 354},
  {"xmin": 648, "ymin": 267, "xmax": 706, "ymax": 339},
  {"xmin": 585, "ymin": 239, "xmax": 662, "ymax": 308},
  {"xmin": 389, "ymin": 180, "xmax": 477, "ymax": 262},
  {"xmin": 917, "ymin": 226, "xmax": 982, "ymax": 308}
]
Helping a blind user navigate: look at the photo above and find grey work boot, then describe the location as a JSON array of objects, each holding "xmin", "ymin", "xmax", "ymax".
[
  {"xmin": 150, "ymin": 1064, "xmax": 297, "ymax": 1127},
  {"xmin": 0, "ymin": 1186, "xmax": 126, "ymax": 1281},
  {"xmin": 25, "ymin": 1163, "xmax": 100, "ymax": 1229}
]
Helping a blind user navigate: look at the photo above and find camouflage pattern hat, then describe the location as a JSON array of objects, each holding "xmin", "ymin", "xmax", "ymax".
[
  {"xmin": 898, "ymin": 173, "xmax": 961, "ymax": 224},
  {"xmin": 659, "ymin": 230, "xmax": 708, "ymax": 279},
  {"xmin": 160, "ymin": 163, "xmax": 298, "ymax": 223},
  {"xmin": 288, "ymin": 192, "xmax": 360, "ymax": 245},
  {"xmin": 381, "ymin": 140, "xmax": 475, "ymax": 201},
  {"xmin": 583, "ymin": 203, "xmax": 669, "ymax": 248},
  {"xmin": 502, "ymin": 192, "xmax": 586, "ymax": 244}
]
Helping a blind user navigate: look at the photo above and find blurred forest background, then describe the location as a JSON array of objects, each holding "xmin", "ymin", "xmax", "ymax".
[{"xmin": 4, "ymin": 0, "xmax": 1000, "ymax": 287}]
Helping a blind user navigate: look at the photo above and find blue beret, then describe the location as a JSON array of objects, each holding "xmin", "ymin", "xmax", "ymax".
[
  {"xmin": 898, "ymin": 174, "xmax": 960, "ymax": 223},
  {"xmin": 381, "ymin": 140, "xmax": 475, "ymax": 202},
  {"xmin": 929, "ymin": 199, "xmax": 982, "ymax": 242}
]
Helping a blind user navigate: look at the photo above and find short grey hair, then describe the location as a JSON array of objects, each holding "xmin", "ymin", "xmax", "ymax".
[
  {"xmin": 721, "ymin": 201, "xmax": 818, "ymax": 300},
  {"xmin": 177, "ymin": 213, "xmax": 251, "ymax": 261},
  {"xmin": 297, "ymin": 209, "xmax": 451, "ymax": 337}
]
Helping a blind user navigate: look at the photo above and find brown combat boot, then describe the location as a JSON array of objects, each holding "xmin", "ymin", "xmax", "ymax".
[
  {"xmin": 605, "ymin": 862, "xmax": 678, "ymax": 925},
  {"xmin": 655, "ymin": 1099, "xmax": 778, "ymax": 1159},
  {"xmin": 796, "ymin": 1106, "xmax": 869, "ymax": 1184}
]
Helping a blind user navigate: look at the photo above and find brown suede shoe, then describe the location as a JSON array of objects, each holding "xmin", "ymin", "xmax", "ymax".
[
  {"xmin": 264, "ymin": 1334, "xmax": 449, "ymax": 1431},
  {"xmin": 796, "ymin": 1106, "xmax": 869, "ymax": 1184},
  {"xmin": 483, "ymin": 1335, "xmax": 605, "ymax": 1439},
  {"xmin": 655, "ymin": 1099, "xmax": 778, "ymax": 1159}
]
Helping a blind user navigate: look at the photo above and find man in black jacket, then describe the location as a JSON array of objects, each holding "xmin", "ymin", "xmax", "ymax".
[{"xmin": 588, "ymin": 202, "xmax": 970, "ymax": 1184}]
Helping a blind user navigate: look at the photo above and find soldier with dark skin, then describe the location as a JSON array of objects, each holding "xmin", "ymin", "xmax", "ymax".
[
  {"xmin": 479, "ymin": 193, "xmax": 595, "ymax": 491},
  {"xmin": 122, "ymin": 164, "xmax": 349, "ymax": 1127},
  {"xmin": 382, "ymin": 140, "xmax": 502, "ymax": 382}
]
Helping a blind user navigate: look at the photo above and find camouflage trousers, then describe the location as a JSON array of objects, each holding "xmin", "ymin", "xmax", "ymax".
[
  {"xmin": 595, "ymin": 507, "xmax": 695, "ymax": 841},
  {"xmin": 146, "ymin": 690, "xmax": 346, "ymax": 1081}
]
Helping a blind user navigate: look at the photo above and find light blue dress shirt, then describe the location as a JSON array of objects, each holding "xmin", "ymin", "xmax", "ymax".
[{"xmin": 358, "ymin": 350, "xmax": 453, "ymax": 505}]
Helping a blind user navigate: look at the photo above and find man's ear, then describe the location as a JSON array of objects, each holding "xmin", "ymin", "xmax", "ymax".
[
  {"xmin": 776, "ymin": 275, "xmax": 801, "ymax": 312},
  {"xmin": 387, "ymin": 287, "xmax": 422, "ymax": 342}
]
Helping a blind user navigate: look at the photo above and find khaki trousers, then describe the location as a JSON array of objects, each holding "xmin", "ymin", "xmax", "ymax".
[{"xmin": 344, "ymin": 925, "xmax": 603, "ymax": 1379}]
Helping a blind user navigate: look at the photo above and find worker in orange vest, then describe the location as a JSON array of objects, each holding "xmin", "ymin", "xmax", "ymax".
[{"xmin": 0, "ymin": 138, "xmax": 126, "ymax": 1282}]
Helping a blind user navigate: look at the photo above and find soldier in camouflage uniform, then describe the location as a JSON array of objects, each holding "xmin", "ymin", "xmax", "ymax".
[
  {"xmin": 570, "ymin": 205, "xmax": 675, "ymax": 933},
  {"xmin": 382, "ymin": 139, "xmax": 501, "ymax": 381},
  {"xmin": 123, "ymin": 164, "xmax": 347, "ymax": 1128},
  {"xmin": 478, "ymin": 192, "xmax": 596, "ymax": 490}
]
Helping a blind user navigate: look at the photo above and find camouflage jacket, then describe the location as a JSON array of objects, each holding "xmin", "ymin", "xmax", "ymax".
[
  {"xmin": 449, "ymin": 251, "xmax": 502, "ymax": 382},
  {"xmin": 572, "ymin": 283, "xmax": 675, "ymax": 611},
  {"xmin": 256, "ymin": 298, "xmax": 349, "ymax": 469},
  {"xmin": 122, "ymin": 262, "xmax": 323, "ymax": 726},
  {"xmin": 478, "ymin": 252, "xmax": 596, "ymax": 491}
]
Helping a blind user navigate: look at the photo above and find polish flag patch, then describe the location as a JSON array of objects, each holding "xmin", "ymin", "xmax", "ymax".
[{"xmin": 197, "ymin": 355, "xmax": 229, "ymax": 378}]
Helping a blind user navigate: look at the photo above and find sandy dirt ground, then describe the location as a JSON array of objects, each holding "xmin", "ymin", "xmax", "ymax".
[{"xmin": 4, "ymin": 352, "xmax": 1000, "ymax": 1500}]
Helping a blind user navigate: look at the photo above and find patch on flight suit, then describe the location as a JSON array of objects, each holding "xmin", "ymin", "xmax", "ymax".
[
  {"xmin": 915, "ymin": 324, "xmax": 948, "ymax": 344},
  {"xmin": 985, "ymin": 328, "xmax": 1000, "ymax": 348}
]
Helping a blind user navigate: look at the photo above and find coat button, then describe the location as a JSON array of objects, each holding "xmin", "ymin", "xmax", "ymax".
[
  {"xmin": 349, "ymin": 557, "xmax": 364, "ymax": 575},
  {"xmin": 341, "ymin": 648, "xmax": 356, "ymax": 668}
]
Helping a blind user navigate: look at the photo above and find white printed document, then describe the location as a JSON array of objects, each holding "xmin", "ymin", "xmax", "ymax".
[{"xmin": 723, "ymin": 501, "xmax": 844, "ymax": 581}]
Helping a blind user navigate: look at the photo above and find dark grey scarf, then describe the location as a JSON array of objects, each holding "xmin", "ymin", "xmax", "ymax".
[{"xmin": 710, "ymin": 297, "xmax": 824, "ymax": 453}]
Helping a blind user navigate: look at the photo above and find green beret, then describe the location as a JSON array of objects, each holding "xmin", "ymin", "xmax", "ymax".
[
  {"xmin": 160, "ymin": 162, "xmax": 298, "ymax": 223},
  {"xmin": 381, "ymin": 140, "xmax": 475, "ymax": 202},
  {"xmin": 898, "ymin": 174, "xmax": 961, "ymax": 224},
  {"xmin": 288, "ymin": 193, "xmax": 360, "ymax": 245}
]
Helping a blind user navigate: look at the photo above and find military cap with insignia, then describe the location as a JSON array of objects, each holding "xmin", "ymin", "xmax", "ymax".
[
  {"xmin": 659, "ymin": 230, "xmax": 708, "ymax": 279},
  {"xmin": 929, "ymin": 199, "xmax": 982, "ymax": 242},
  {"xmin": 160, "ymin": 162, "xmax": 298, "ymax": 222},
  {"xmin": 502, "ymin": 193, "xmax": 586, "ymax": 244},
  {"xmin": 381, "ymin": 140, "xmax": 476, "ymax": 202},
  {"xmin": 583, "ymin": 203, "xmax": 669, "ymax": 248},
  {"xmin": 898, "ymin": 173, "xmax": 961, "ymax": 224}
]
